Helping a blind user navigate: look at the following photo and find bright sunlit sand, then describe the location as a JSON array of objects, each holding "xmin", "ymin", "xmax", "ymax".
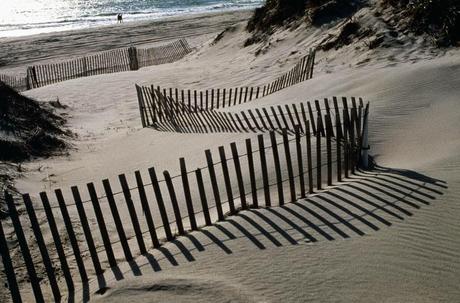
[{"xmin": 0, "ymin": 0, "xmax": 459, "ymax": 302}]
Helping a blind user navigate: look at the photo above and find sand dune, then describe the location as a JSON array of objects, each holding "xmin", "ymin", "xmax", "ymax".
[{"xmin": 1, "ymin": 6, "xmax": 460, "ymax": 303}]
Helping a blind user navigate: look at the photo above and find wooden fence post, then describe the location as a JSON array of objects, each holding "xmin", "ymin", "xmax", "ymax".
[
  {"xmin": 282, "ymin": 129, "xmax": 296, "ymax": 202},
  {"xmin": 163, "ymin": 171, "xmax": 185, "ymax": 235},
  {"xmin": 316, "ymin": 115, "xmax": 323, "ymax": 190},
  {"xmin": 5, "ymin": 192, "xmax": 45, "ymax": 302},
  {"xmin": 135, "ymin": 171, "xmax": 160, "ymax": 248},
  {"xmin": 258, "ymin": 134, "xmax": 271, "ymax": 207},
  {"xmin": 245, "ymin": 138, "xmax": 258, "ymax": 208},
  {"xmin": 195, "ymin": 169, "xmax": 212, "ymax": 226},
  {"xmin": 307, "ymin": 102, "xmax": 317, "ymax": 135},
  {"xmin": 361, "ymin": 103, "xmax": 370, "ymax": 169},
  {"xmin": 270, "ymin": 131, "xmax": 284, "ymax": 205},
  {"xmin": 180, "ymin": 158, "xmax": 198, "ymax": 230},
  {"xmin": 343, "ymin": 109, "xmax": 349, "ymax": 178},
  {"xmin": 86, "ymin": 183, "xmax": 117, "ymax": 268},
  {"xmin": 23, "ymin": 194, "xmax": 61, "ymax": 302},
  {"xmin": 71, "ymin": 186, "xmax": 103, "ymax": 276},
  {"xmin": 230, "ymin": 142, "xmax": 247, "ymax": 210},
  {"xmin": 315, "ymin": 100, "xmax": 325, "ymax": 136},
  {"xmin": 294, "ymin": 126, "xmax": 306, "ymax": 198},
  {"xmin": 218, "ymin": 146, "xmax": 236, "ymax": 214},
  {"xmin": 55, "ymin": 189, "xmax": 88, "ymax": 283},
  {"xmin": 205, "ymin": 150, "xmax": 225, "ymax": 220},
  {"xmin": 0, "ymin": 206, "xmax": 22, "ymax": 303},
  {"xmin": 39, "ymin": 192, "xmax": 74, "ymax": 294},
  {"xmin": 128, "ymin": 47, "xmax": 139, "ymax": 70},
  {"xmin": 119, "ymin": 174, "xmax": 147, "ymax": 254},
  {"xmin": 103, "ymin": 179, "xmax": 134, "ymax": 261},
  {"xmin": 325, "ymin": 114, "xmax": 333, "ymax": 186},
  {"xmin": 349, "ymin": 108, "xmax": 356, "ymax": 174},
  {"xmin": 336, "ymin": 114, "xmax": 342, "ymax": 182},
  {"xmin": 148, "ymin": 167, "xmax": 174, "ymax": 241},
  {"xmin": 305, "ymin": 121, "xmax": 314, "ymax": 193}
]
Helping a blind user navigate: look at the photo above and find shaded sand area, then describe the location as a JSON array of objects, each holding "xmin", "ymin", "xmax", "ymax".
[
  {"xmin": 92, "ymin": 54, "xmax": 460, "ymax": 303},
  {"xmin": 1, "ymin": 5, "xmax": 460, "ymax": 303}
]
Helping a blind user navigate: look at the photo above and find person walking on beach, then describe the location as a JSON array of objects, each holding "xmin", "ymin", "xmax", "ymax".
[{"xmin": 117, "ymin": 13, "xmax": 123, "ymax": 23}]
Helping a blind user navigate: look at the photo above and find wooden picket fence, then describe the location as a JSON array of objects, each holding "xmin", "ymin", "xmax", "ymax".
[
  {"xmin": 136, "ymin": 87, "xmax": 354, "ymax": 136},
  {"xmin": 0, "ymin": 74, "xmax": 29, "ymax": 91},
  {"xmin": 27, "ymin": 48, "xmax": 132, "ymax": 88},
  {"xmin": 0, "ymin": 97, "xmax": 369, "ymax": 302},
  {"xmin": 1, "ymin": 39, "xmax": 192, "ymax": 91},
  {"xmin": 137, "ymin": 38, "xmax": 192, "ymax": 67},
  {"xmin": 135, "ymin": 49, "xmax": 315, "ymax": 127}
]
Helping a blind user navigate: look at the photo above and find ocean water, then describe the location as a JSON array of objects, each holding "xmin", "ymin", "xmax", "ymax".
[{"xmin": 0, "ymin": 0, "xmax": 263, "ymax": 38}]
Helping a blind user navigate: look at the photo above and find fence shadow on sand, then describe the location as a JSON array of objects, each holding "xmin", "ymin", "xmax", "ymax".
[{"xmin": 82, "ymin": 162, "xmax": 446, "ymax": 301}]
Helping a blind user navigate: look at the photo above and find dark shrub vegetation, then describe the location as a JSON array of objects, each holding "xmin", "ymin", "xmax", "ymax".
[
  {"xmin": 247, "ymin": 0, "xmax": 362, "ymax": 33},
  {"xmin": 245, "ymin": 0, "xmax": 363, "ymax": 46},
  {"xmin": 0, "ymin": 81, "xmax": 70, "ymax": 162},
  {"xmin": 384, "ymin": 0, "xmax": 460, "ymax": 46}
]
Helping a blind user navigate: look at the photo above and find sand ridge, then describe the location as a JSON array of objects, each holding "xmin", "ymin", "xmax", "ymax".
[{"xmin": 1, "ymin": 6, "xmax": 460, "ymax": 303}]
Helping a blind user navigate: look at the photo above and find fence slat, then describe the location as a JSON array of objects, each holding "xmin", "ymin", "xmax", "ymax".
[
  {"xmin": 316, "ymin": 116, "xmax": 323, "ymax": 190},
  {"xmin": 258, "ymin": 134, "xmax": 271, "ymax": 207},
  {"xmin": 103, "ymin": 179, "xmax": 134, "ymax": 261},
  {"xmin": 5, "ymin": 192, "xmax": 45, "ymax": 302},
  {"xmin": 39, "ymin": 192, "xmax": 74, "ymax": 294},
  {"xmin": 218, "ymin": 146, "xmax": 236, "ymax": 214},
  {"xmin": 230, "ymin": 142, "xmax": 248, "ymax": 210},
  {"xmin": 0, "ymin": 206, "xmax": 22, "ymax": 303},
  {"xmin": 325, "ymin": 114, "xmax": 333, "ymax": 186},
  {"xmin": 315, "ymin": 100, "xmax": 325, "ymax": 136},
  {"xmin": 305, "ymin": 122, "xmax": 314, "ymax": 194},
  {"xmin": 307, "ymin": 102, "xmax": 317, "ymax": 135},
  {"xmin": 23, "ymin": 194, "xmax": 61, "ymax": 302},
  {"xmin": 282, "ymin": 129, "xmax": 296, "ymax": 203},
  {"xmin": 270, "ymin": 131, "xmax": 284, "ymax": 205},
  {"xmin": 205, "ymin": 150, "xmax": 224, "ymax": 220},
  {"xmin": 55, "ymin": 189, "xmax": 88, "ymax": 282},
  {"xmin": 343, "ymin": 109, "xmax": 350, "ymax": 179},
  {"xmin": 336, "ymin": 114, "xmax": 342, "ymax": 182},
  {"xmin": 72, "ymin": 186, "xmax": 103, "ymax": 275},
  {"xmin": 180, "ymin": 158, "xmax": 198, "ymax": 230},
  {"xmin": 163, "ymin": 170, "xmax": 185, "ymax": 235},
  {"xmin": 195, "ymin": 169, "xmax": 212, "ymax": 226},
  {"xmin": 135, "ymin": 171, "xmax": 160, "ymax": 248},
  {"xmin": 87, "ymin": 183, "xmax": 117, "ymax": 268},
  {"xmin": 295, "ymin": 126, "xmax": 306, "ymax": 198},
  {"xmin": 148, "ymin": 167, "xmax": 173, "ymax": 241},
  {"xmin": 246, "ymin": 138, "xmax": 258, "ymax": 208}
]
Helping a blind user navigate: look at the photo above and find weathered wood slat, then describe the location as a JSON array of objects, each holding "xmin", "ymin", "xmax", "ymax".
[
  {"xmin": 0, "ymin": 205, "xmax": 22, "ymax": 303},
  {"xmin": 72, "ymin": 186, "xmax": 103, "ymax": 275},
  {"xmin": 119, "ymin": 174, "xmax": 147, "ymax": 254},
  {"xmin": 195, "ymin": 169, "xmax": 212, "ymax": 226},
  {"xmin": 5, "ymin": 192, "xmax": 45, "ymax": 303},
  {"xmin": 180, "ymin": 158, "xmax": 198, "ymax": 230},
  {"xmin": 39, "ymin": 192, "xmax": 74, "ymax": 294},
  {"xmin": 270, "ymin": 131, "xmax": 284, "ymax": 205},
  {"xmin": 218, "ymin": 146, "xmax": 236, "ymax": 214}
]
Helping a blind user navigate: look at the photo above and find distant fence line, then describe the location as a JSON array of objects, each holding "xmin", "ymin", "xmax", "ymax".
[
  {"xmin": 135, "ymin": 49, "xmax": 315, "ymax": 127},
  {"xmin": 0, "ymin": 39, "xmax": 192, "ymax": 92},
  {"xmin": 0, "ymin": 97, "xmax": 369, "ymax": 303},
  {"xmin": 0, "ymin": 74, "xmax": 29, "ymax": 92}
]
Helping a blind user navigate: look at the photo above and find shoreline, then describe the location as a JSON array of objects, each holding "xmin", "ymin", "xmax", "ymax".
[{"xmin": 0, "ymin": 9, "xmax": 253, "ymax": 71}]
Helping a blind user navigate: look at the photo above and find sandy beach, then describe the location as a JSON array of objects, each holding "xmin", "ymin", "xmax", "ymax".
[
  {"xmin": 0, "ymin": 10, "xmax": 252, "ymax": 72},
  {"xmin": 1, "ymin": 2, "xmax": 460, "ymax": 303}
]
